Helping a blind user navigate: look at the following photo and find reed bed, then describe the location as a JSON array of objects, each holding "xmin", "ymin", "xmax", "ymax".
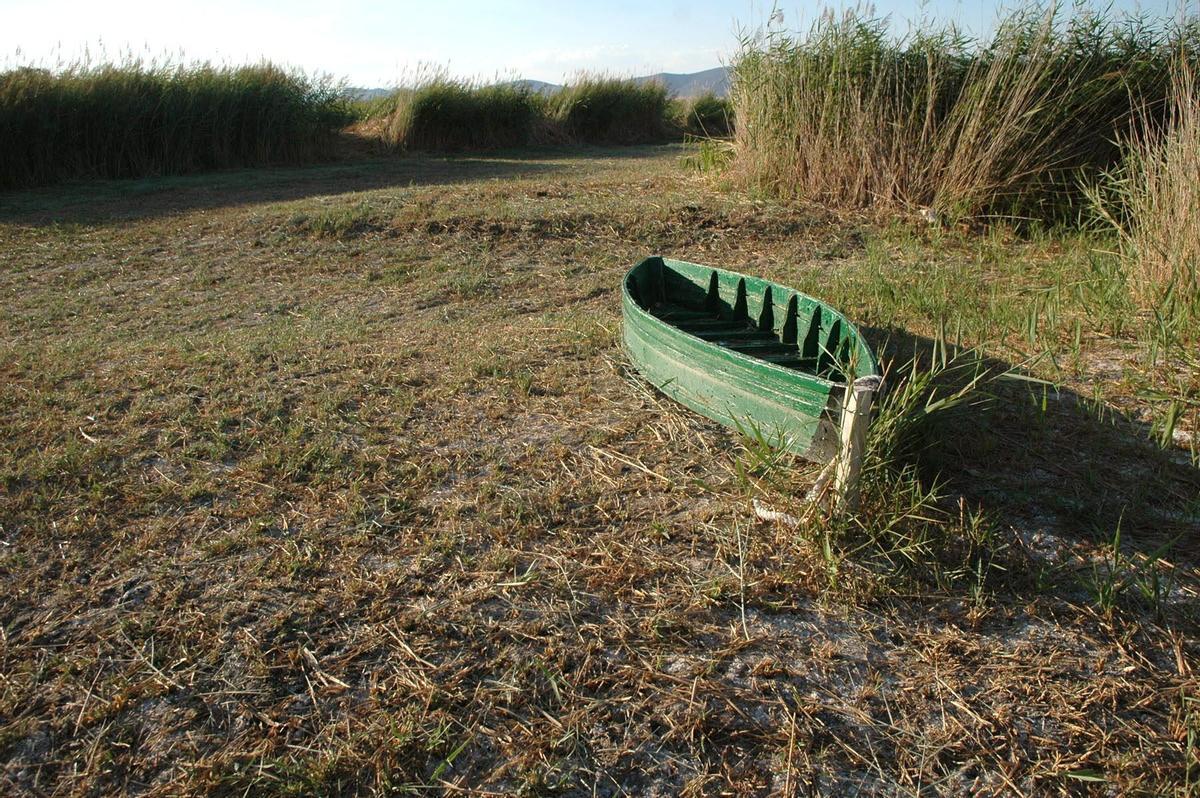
[
  {"xmin": 0, "ymin": 61, "xmax": 350, "ymax": 189},
  {"xmin": 547, "ymin": 76, "xmax": 672, "ymax": 144},
  {"xmin": 370, "ymin": 75, "xmax": 678, "ymax": 151},
  {"xmin": 730, "ymin": 4, "xmax": 1187, "ymax": 221},
  {"xmin": 679, "ymin": 91, "xmax": 734, "ymax": 137},
  {"xmin": 380, "ymin": 80, "xmax": 537, "ymax": 150},
  {"xmin": 1089, "ymin": 55, "xmax": 1200, "ymax": 313}
]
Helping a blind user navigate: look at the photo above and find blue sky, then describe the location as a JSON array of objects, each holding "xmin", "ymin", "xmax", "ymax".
[{"xmin": 1, "ymin": 0, "xmax": 1187, "ymax": 86}]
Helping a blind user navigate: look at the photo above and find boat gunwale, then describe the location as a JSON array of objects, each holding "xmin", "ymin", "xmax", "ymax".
[{"xmin": 622, "ymin": 256, "xmax": 881, "ymax": 388}]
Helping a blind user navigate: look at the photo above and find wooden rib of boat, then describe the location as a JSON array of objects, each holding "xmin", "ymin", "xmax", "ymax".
[{"xmin": 622, "ymin": 256, "xmax": 882, "ymax": 505}]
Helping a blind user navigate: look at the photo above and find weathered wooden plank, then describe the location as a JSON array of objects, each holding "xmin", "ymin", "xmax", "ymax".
[{"xmin": 833, "ymin": 375, "xmax": 883, "ymax": 511}]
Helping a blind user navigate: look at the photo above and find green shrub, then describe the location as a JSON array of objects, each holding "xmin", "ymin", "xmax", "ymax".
[
  {"xmin": 549, "ymin": 76, "xmax": 671, "ymax": 144},
  {"xmin": 385, "ymin": 80, "xmax": 537, "ymax": 150},
  {"xmin": 0, "ymin": 61, "xmax": 351, "ymax": 189}
]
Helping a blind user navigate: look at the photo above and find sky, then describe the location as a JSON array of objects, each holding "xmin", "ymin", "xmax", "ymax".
[{"xmin": 1, "ymin": 0, "xmax": 1187, "ymax": 87}]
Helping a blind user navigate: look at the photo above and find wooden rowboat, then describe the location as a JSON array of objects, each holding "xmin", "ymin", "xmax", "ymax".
[{"xmin": 622, "ymin": 256, "xmax": 882, "ymax": 505}]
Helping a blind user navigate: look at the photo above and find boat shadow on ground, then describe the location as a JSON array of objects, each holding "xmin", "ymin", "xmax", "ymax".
[
  {"xmin": 0, "ymin": 144, "xmax": 674, "ymax": 228},
  {"xmin": 863, "ymin": 325, "xmax": 1200, "ymax": 606}
]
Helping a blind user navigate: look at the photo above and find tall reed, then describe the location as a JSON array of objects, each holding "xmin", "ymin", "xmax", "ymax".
[
  {"xmin": 383, "ymin": 80, "xmax": 537, "ymax": 150},
  {"xmin": 730, "ymin": 4, "xmax": 1181, "ymax": 220},
  {"xmin": 681, "ymin": 92, "xmax": 734, "ymax": 137},
  {"xmin": 1088, "ymin": 56, "xmax": 1200, "ymax": 309},
  {"xmin": 0, "ymin": 61, "xmax": 350, "ymax": 189},
  {"xmin": 372, "ymin": 75, "xmax": 677, "ymax": 149},
  {"xmin": 548, "ymin": 76, "xmax": 671, "ymax": 144}
]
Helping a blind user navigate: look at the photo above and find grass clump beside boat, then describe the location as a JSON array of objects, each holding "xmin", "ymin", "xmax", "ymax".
[
  {"xmin": 0, "ymin": 61, "xmax": 351, "ymax": 189},
  {"xmin": 742, "ymin": 347, "xmax": 998, "ymax": 590},
  {"xmin": 729, "ymin": 3, "xmax": 1188, "ymax": 221}
]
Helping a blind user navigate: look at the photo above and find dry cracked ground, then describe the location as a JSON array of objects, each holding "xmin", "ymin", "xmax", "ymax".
[{"xmin": 1, "ymin": 146, "xmax": 1198, "ymax": 796}]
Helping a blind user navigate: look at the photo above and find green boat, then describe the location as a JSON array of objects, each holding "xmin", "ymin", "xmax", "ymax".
[{"xmin": 622, "ymin": 256, "xmax": 882, "ymax": 483}]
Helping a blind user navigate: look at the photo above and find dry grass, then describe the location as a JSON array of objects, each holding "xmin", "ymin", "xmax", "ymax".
[
  {"xmin": 1090, "ymin": 56, "xmax": 1200, "ymax": 309},
  {"xmin": 729, "ymin": 4, "xmax": 1182, "ymax": 221},
  {"xmin": 1, "ymin": 146, "xmax": 1198, "ymax": 795}
]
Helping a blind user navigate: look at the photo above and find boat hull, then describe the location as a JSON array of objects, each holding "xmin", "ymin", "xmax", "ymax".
[{"xmin": 621, "ymin": 256, "xmax": 880, "ymax": 462}]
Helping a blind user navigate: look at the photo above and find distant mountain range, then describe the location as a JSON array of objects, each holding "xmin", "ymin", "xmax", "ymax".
[
  {"xmin": 349, "ymin": 66, "xmax": 730, "ymax": 102},
  {"xmin": 513, "ymin": 67, "xmax": 730, "ymax": 99},
  {"xmin": 351, "ymin": 87, "xmax": 394, "ymax": 102},
  {"xmin": 659, "ymin": 66, "xmax": 731, "ymax": 98}
]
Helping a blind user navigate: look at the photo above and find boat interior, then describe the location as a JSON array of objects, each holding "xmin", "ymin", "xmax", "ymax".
[{"xmin": 627, "ymin": 261, "xmax": 859, "ymax": 382}]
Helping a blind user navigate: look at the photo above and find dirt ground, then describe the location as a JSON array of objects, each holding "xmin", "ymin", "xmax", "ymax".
[{"xmin": 1, "ymin": 146, "xmax": 1197, "ymax": 796}]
